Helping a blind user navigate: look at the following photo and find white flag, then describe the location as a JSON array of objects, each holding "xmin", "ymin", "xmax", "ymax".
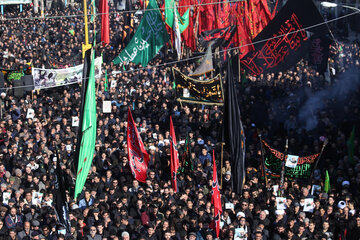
[{"xmin": 173, "ymin": 5, "xmax": 181, "ymax": 60}]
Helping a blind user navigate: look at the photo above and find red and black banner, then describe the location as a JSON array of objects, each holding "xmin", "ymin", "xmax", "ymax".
[
  {"xmin": 199, "ymin": 25, "xmax": 236, "ymax": 49},
  {"xmin": 262, "ymin": 140, "xmax": 319, "ymax": 179},
  {"xmin": 127, "ymin": 108, "xmax": 150, "ymax": 183},
  {"xmin": 241, "ymin": 0, "xmax": 328, "ymax": 75}
]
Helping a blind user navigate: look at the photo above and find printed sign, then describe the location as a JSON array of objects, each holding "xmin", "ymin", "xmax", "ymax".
[
  {"xmin": 285, "ymin": 154, "xmax": 299, "ymax": 168},
  {"xmin": 103, "ymin": 101, "xmax": 112, "ymax": 113},
  {"xmin": 303, "ymin": 198, "xmax": 315, "ymax": 212},
  {"xmin": 26, "ymin": 108, "xmax": 35, "ymax": 119},
  {"xmin": 2, "ymin": 192, "xmax": 11, "ymax": 205},
  {"xmin": 32, "ymin": 192, "xmax": 43, "ymax": 206},
  {"xmin": 32, "ymin": 57, "xmax": 102, "ymax": 89},
  {"xmin": 276, "ymin": 197, "xmax": 287, "ymax": 210},
  {"xmin": 72, "ymin": 116, "xmax": 79, "ymax": 127}
]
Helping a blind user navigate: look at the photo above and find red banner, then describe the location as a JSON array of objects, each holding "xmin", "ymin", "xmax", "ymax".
[
  {"xmin": 170, "ymin": 116, "xmax": 179, "ymax": 192},
  {"xmin": 211, "ymin": 150, "xmax": 222, "ymax": 238},
  {"xmin": 100, "ymin": 0, "xmax": 110, "ymax": 46},
  {"xmin": 199, "ymin": 0, "xmax": 216, "ymax": 33},
  {"xmin": 127, "ymin": 108, "xmax": 149, "ymax": 183},
  {"xmin": 180, "ymin": 0, "xmax": 197, "ymax": 51},
  {"xmin": 216, "ymin": 0, "xmax": 230, "ymax": 29}
]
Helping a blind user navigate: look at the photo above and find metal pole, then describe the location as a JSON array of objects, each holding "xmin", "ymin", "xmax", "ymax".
[
  {"xmin": 82, "ymin": 0, "xmax": 91, "ymax": 58},
  {"xmin": 258, "ymin": 133, "xmax": 268, "ymax": 186},
  {"xmin": 84, "ymin": 0, "xmax": 89, "ymax": 45},
  {"xmin": 220, "ymin": 142, "xmax": 224, "ymax": 188},
  {"xmin": 0, "ymin": 98, "xmax": 2, "ymax": 119},
  {"xmin": 310, "ymin": 139, "xmax": 328, "ymax": 182},
  {"xmin": 280, "ymin": 139, "xmax": 288, "ymax": 196}
]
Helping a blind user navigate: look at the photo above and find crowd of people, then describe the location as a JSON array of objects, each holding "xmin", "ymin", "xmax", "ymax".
[{"xmin": 0, "ymin": 1, "xmax": 359, "ymax": 240}]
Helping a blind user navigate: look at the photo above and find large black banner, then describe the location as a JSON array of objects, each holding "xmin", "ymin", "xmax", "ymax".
[
  {"xmin": 172, "ymin": 68, "xmax": 224, "ymax": 105},
  {"xmin": 241, "ymin": 0, "xmax": 328, "ymax": 75},
  {"xmin": 224, "ymin": 60, "xmax": 246, "ymax": 194},
  {"xmin": 262, "ymin": 140, "xmax": 319, "ymax": 179}
]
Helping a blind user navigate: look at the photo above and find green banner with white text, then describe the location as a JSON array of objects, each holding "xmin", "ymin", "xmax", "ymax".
[{"xmin": 113, "ymin": 0, "xmax": 169, "ymax": 66}]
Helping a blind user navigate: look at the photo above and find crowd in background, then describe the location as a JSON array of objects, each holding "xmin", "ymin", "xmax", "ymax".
[{"xmin": 0, "ymin": 2, "xmax": 359, "ymax": 240}]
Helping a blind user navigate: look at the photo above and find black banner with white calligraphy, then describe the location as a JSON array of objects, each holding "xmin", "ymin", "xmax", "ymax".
[
  {"xmin": 308, "ymin": 35, "xmax": 331, "ymax": 73},
  {"xmin": 241, "ymin": 0, "xmax": 328, "ymax": 75},
  {"xmin": 172, "ymin": 68, "xmax": 224, "ymax": 105},
  {"xmin": 262, "ymin": 140, "xmax": 319, "ymax": 179}
]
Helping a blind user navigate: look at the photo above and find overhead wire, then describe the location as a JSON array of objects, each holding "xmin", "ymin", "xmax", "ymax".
[
  {"xmin": 112, "ymin": 10, "xmax": 359, "ymax": 74},
  {"xmin": 0, "ymin": 9, "xmax": 358, "ymax": 91},
  {"xmin": 0, "ymin": 0, "xmax": 246, "ymax": 21}
]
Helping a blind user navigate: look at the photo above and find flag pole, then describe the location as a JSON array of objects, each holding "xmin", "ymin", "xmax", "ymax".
[
  {"xmin": 280, "ymin": 138, "xmax": 288, "ymax": 197},
  {"xmin": 220, "ymin": 142, "xmax": 224, "ymax": 188},
  {"xmin": 309, "ymin": 139, "xmax": 328, "ymax": 183},
  {"xmin": 82, "ymin": 0, "xmax": 91, "ymax": 58},
  {"xmin": 238, "ymin": 53, "xmax": 241, "ymax": 84},
  {"xmin": 258, "ymin": 132, "xmax": 268, "ymax": 186}
]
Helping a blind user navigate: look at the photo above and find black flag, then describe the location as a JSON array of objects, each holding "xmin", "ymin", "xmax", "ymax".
[
  {"xmin": 308, "ymin": 35, "xmax": 331, "ymax": 73},
  {"xmin": 73, "ymin": 49, "xmax": 91, "ymax": 176},
  {"xmin": 224, "ymin": 60, "xmax": 246, "ymax": 194},
  {"xmin": 199, "ymin": 26, "xmax": 236, "ymax": 49},
  {"xmin": 54, "ymin": 147, "xmax": 71, "ymax": 232},
  {"xmin": 241, "ymin": 0, "xmax": 328, "ymax": 75}
]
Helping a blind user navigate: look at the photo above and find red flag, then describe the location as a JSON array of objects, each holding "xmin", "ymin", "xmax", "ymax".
[
  {"xmin": 245, "ymin": 0, "xmax": 272, "ymax": 39},
  {"xmin": 211, "ymin": 150, "xmax": 222, "ymax": 238},
  {"xmin": 169, "ymin": 116, "xmax": 179, "ymax": 192},
  {"xmin": 127, "ymin": 108, "xmax": 150, "ymax": 183},
  {"xmin": 100, "ymin": 0, "xmax": 110, "ymax": 46},
  {"xmin": 237, "ymin": 19, "xmax": 254, "ymax": 58},
  {"xmin": 216, "ymin": 0, "xmax": 231, "ymax": 29},
  {"xmin": 199, "ymin": 0, "xmax": 216, "ymax": 33},
  {"xmin": 232, "ymin": 1, "xmax": 254, "ymax": 58},
  {"xmin": 179, "ymin": 0, "xmax": 197, "ymax": 51},
  {"xmin": 257, "ymin": 0, "xmax": 272, "ymax": 31}
]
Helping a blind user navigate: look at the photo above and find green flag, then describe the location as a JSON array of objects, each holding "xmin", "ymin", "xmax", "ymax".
[
  {"xmin": 324, "ymin": 170, "xmax": 330, "ymax": 193},
  {"xmin": 104, "ymin": 71, "xmax": 108, "ymax": 92},
  {"xmin": 74, "ymin": 49, "xmax": 97, "ymax": 199},
  {"xmin": 347, "ymin": 126, "xmax": 355, "ymax": 165},
  {"xmin": 113, "ymin": 0, "xmax": 169, "ymax": 66},
  {"xmin": 165, "ymin": 0, "xmax": 189, "ymax": 33}
]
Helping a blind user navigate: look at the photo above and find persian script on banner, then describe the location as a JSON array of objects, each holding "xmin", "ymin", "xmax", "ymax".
[
  {"xmin": 172, "ymin": 68, "xmax": 224, "ymax": 105},
  {"xmin": 262, "ymin": 140, "xmax": 319, "ymax": 179},
  {"xmin": 32, "ymin": 57, "xmax": 102, "ymax": 90},
  {"xmin": 241, "ymin": 0, "xmax": 328, "ymax": 75},
  {"xmin": 113, "ymin": 0, "xmax": 169, "ymax": 66}
]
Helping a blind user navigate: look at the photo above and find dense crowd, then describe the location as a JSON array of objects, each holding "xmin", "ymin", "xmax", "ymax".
[{"xmin": 0, "ymin": 2, "xmax": 359, "ymax": 240}]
